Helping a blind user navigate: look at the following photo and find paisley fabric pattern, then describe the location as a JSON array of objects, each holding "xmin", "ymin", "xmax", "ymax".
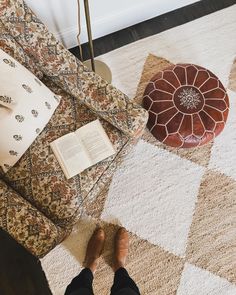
[
  {"xmin": 0, "ymin": 0, "xmax": 147, "ymax": 257},
  {"xmin": 2, "ymin": 79, "xmax": 130, "ymax": 228},
  {"xmin": 0, "ymin": 179, "xmax": 64, "ymax": 257},
  {"xmin": 0, "ymin": 20, "xmax": 43, "ymax": 79}
]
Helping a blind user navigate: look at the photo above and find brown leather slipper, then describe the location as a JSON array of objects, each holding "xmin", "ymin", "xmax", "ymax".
[
  {"xmin": 83, "ymin": 227, "xmax": 105, "ymax": 273},
  {"xmin": 113, "ymin": 227, "xmax": 129, "ymax": 272}
]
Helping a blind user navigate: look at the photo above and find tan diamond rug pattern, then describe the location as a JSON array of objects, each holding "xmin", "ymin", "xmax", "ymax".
[
  {"xmin": 41, "ymin": 5, "xmax": 236, "ymax": 295},
  {"xmin": 229, "ymin": 57, "xmax": 236, "ymax": 92}
]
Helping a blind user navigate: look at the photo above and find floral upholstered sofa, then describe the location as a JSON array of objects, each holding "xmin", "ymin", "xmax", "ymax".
[{"xmin": 0, "ymin": 0, "xmax": 148, "ymax": 257}]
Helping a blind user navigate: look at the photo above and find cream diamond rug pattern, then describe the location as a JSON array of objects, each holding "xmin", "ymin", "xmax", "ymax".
[{"xmin": 41, "ymin": 5, "xmax": 236, "ymax": 295}]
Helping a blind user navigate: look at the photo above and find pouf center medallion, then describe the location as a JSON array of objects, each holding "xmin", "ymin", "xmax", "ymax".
[{"xmin": 174, "ymin": 86, "xmax": 204, "ymax": 114}]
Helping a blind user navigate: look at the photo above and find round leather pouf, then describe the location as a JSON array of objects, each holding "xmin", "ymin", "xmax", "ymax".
[{"xmin": 143, "ymin": 64, "xmax": 229, "ymax": 148}]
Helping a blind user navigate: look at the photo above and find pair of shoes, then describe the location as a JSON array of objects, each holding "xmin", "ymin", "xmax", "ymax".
[{"xmin": 83, "ymin": 227, "xmax": 129, "ymax": 274}]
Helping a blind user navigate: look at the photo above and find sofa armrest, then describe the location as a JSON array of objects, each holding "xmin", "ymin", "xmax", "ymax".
[
  {"xmin": 0, "ymin": 0, "xmax": 148, "ymax": 137},
  {"xmin": 0, "ymin": 179, "xmax": 64, "ymax": 258}
]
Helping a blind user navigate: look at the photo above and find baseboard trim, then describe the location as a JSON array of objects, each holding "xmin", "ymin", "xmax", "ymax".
[
  {"xmin": 70, "ymin": 0, "xmax": 236, "ymax": 60},
  {"xmin": 56, "ymin": 0, "xmax": 199, "ymax": 49}
]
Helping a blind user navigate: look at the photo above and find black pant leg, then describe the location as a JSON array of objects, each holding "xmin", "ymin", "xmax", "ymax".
[
  {"xmin": 110, "ymin": 268, "xmax": 140, "ymax": 295},
  {"xmin": 65, "ymin": 268, "xmax": 94, "ymax": 295}
]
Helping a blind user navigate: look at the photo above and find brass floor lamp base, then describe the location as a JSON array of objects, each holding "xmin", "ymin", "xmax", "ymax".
[{"xmin": 84, "ymin": 59, "xmax": 112, "ymax": 83}]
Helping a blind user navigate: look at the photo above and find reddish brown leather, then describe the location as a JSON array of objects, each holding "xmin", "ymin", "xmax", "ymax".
[{"xmin": 143, "ymin": 64, "xmax": 229, "ymax": 148}]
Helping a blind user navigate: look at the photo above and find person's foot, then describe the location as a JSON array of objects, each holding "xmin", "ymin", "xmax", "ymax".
[
  {"xmin": 113, "ymin": 227, "xmax": 129, "ymax": 272},
  {"xmin": 83, "ymin": 227, "xmax": 105, "ymax": 273}
]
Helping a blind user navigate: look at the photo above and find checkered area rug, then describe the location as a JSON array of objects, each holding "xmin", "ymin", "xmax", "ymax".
[{"xmin": 41, "ymin": 5, "xmax": 236, "ymax": 295}]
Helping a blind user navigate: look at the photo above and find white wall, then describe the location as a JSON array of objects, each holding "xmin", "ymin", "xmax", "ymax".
[{"xmin": 26, "ymin": 0, "xmax": 198, "ymax": 49}]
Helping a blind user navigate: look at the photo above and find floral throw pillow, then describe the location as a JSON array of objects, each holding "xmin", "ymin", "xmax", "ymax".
[{"xmin": 0, "ymin": 49, "xmax": 61, "ymax": 173}]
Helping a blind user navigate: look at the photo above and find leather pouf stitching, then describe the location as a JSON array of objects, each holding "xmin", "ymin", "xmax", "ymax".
[{"xmin": 143, "ymin": 64, "xmax": 229, "ymax": 148}]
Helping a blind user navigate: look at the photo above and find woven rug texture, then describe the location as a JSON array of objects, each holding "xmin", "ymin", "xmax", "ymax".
[{"xmin": 41, "ymin": 5, "xmax": 236, "ymax": 295}]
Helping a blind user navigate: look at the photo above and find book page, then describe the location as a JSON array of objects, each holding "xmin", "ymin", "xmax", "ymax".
[
  {"xmin": 76, "ymin": 120, "xmax": 116, "ymax": 165},
  {"xmin": 51, "ymin": 133, "xmax": 91, "ymax": 178}
]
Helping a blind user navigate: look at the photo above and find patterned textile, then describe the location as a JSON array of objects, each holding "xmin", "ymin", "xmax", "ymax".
[
  {"xmin": 0, "ymin": 49, "xmax": 61, "ymax": 173},
  {"xmin": 2, "ymin": 79, "xmax": 131, "ymax": 228},
  {"xmin": 0, "ymin": 179, "xmax": 64, "ymax": 257},
  {"xmin": 0, "ymin": 20, "xmax": 43, "ymax": 79},
  {"xmin": 0, "ymin": 0, "xmax": 148, "ymax": 138},
  {"xmin": 0, "ymin": 0, "xmax": 147, "ymax": 256}
]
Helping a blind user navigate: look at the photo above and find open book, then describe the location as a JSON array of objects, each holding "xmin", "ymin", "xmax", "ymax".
[{"xmin": 50, "ymin": 120, "xmax": 116, "ymax": 179}]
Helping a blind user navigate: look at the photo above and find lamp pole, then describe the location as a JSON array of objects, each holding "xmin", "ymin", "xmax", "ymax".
[
  {"xmin": 81, "ymin": 0, "xmax": 112, "ymax": 83},
  {"xmin": 83, "ymin": 0, "xmax": 95, "ymax": 72}
]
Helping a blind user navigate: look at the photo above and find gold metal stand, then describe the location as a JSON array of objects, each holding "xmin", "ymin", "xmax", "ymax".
[{"xmin": 83, "ymin": 0, "xmax": 112, "ymax": 83}]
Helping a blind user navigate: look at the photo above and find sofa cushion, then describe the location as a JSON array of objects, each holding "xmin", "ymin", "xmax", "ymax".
[
  {"xmin": 0, "ymin": 49, "xmax": 61, "ymax": 172},
  {"xmin": 2, "ymin": 78, "xmax": 130, "ymax": 228}
]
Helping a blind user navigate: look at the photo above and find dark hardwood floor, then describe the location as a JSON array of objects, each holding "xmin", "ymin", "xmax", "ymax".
[
  {"xmin": 0, "ymin": 230, "xmax": 52, "ymax": 295},
  {"xmin": 1, "ymin": 0, "xmax": 236, "ymax": 294}
]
